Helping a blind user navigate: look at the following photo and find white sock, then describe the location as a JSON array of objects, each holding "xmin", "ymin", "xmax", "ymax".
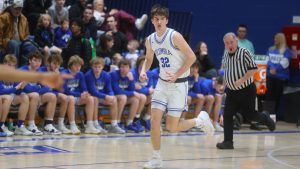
[
  {"xmin": 153, "ymin": 150, "xmax": 161, "ymax": 158},
  {"xmin": 143, "ymin": 114, "xmax": 151, "ymax": 120},
  {"xmin": 87, "ymin": 121, "xmax": 94, "ymax": 127},
  {"xmin": 111, "ymin": 120, "xmax": 118, "ymax": 126},
  {"xmin": 135, "ymin": 114, "xmax": 141, "ymax": 118},
  {"xmin": 94, "ymin": 120, "xmax": 99, "ymax": 126},
  {"xmin": 127, "ymin": 119, "xmax": 133, "ymax": 125},
  {"xmin": 70, "ymin": 121, "xmax": 76, "ymax": 127},
  {"xmin": 29, "ymin": 120, "xmax": 35, "ymax": 126},
  {"xmin": 58, "ymin": 118, "xmax": 64, "ymax": 126}
]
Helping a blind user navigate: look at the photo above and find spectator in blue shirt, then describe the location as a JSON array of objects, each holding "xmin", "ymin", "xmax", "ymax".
[
  {"xmin": 63, "ymin": 55, "xmax": 100, "ymax": 134},
  {"xmin": 0, "ymin": 54, "xmax": 32, "ymax": 136},
  {"xmin": 85, "ymin": 57, "xmax": 125, "ymax": 134},
  {"xmin": 20, "ymin": 52, "xmax": 61, "ymax": 135},
  {"xmin": 40, "ymin": 53, "xmax": 81, "ymax": 135},
  {"xmin": 201, "ymin": 76, "xmax": 225, "ymax": 131},
  {"xmin": 132, "ymin": 56, "xmax": 154, "ymax": 131},
  {"xmin": 184, "ymin": 61, "xmax": 205, "ymax": 120},
  {"xmin": 110, "ymin": 59, "xmax": 144, "ymax": 133}
]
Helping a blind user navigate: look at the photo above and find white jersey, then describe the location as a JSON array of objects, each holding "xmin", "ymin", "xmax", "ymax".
[{"xmin": 148, "ymin": 28, "xmax": 189, "ymax": 79}]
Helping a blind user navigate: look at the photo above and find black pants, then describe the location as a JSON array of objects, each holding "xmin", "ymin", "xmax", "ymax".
[
  {"xmin": 223, "ymin": 83, "xmax": 264, "ymax": 142},
  {"xmin": 266, "ymin": 76, "xmax": 286, "ymax": 115}
]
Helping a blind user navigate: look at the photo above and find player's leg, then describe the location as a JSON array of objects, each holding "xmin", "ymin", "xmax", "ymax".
[
  {"xmin": 26, "ymin": 92, "xmax": 43, "ymax": 135},
  {"xmin": 13, "ymin": 94, "xmax": 32, "ymax": 135},
  {"xmin": 57, "ymin": 93, "xmax": 72, "ymax": 134}
]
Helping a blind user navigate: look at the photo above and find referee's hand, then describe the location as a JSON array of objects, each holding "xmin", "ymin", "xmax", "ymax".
[{"xmin": 234, "ymin": 79, "xmax": 243, "ymax": 88}]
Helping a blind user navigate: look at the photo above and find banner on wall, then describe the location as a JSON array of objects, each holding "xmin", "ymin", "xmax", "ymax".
[{"xmin": 253, "ymin": 55, "xmax": 269, "ymax": 95}]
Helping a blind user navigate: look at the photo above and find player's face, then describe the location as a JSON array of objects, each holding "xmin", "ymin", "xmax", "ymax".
[
  {"xmin": 224, "ymin": 36, "xmax": 238, "ymax": 54},
  {"xmin": 49, "ymin": 61, "xmax": 60, "ymax": 72},
  {"xmin": 29, "ymin": 58, "xmax": 42, "ymax": 70},
  {"xmin": 70, "ymin": 63, "xmax": 81, "ymax": 73},
  {"xmin": 190, "ymin": 66, "xmax": 198, "ymax": 76},
  {"xmin": 151, "ymin": 15, "xmax": 168, "ymax": 32},
  {"xmin": 92, "ymin": 64, "xmax": 103, "ymax": 75},
  {"xmin": 120, "ymin": 64, "xmax": 130, "ymax": 76},
  {"xmin": 215, "ymin": 84, "xmax": 225, "ymax": 93}
]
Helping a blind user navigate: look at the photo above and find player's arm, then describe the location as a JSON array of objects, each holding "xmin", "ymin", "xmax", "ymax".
[
  {"xmin": 140, "ymin": 38, "xmax": 154, "ymax": 81},
  {"xmin": 172, "ymin": 32, "xmax": 196, "ymax": 77},
  {"xmin": 0, "ymin": 65, "xmax": 70, "ymax": 89}
]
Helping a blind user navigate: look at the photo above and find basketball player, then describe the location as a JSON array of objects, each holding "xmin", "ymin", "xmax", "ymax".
[{"xmin": 139, "ymin": 4, "xmax": 215, "ymax": 169}]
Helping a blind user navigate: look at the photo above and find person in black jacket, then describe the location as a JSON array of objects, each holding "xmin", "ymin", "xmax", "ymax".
[
  {"xmin": 194, "ymin": 41, "xmax": 217, "ymax": 79},
  {"xmin": 23, "ymin": 0, "xmax": 52, "ymax": 34},
  {"xmin": 82, "ymin": 5, "xmax": 98, "ymax": 42},
  {"xmin": 68, "ymin": 0, "xmax": 86, "ymax": 22},
  {"xmin": 62, "ymin": 18, "xmax": 91, "ymax": 72},
  {"xmin": 34, "ymin": 14, "xmax": 62, "ymax": 63}
]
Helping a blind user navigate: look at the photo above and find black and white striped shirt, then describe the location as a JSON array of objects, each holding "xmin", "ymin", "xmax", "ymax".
[{"xmin": 223, "ymin": 47, "xmax": 257, "ymax": 90}]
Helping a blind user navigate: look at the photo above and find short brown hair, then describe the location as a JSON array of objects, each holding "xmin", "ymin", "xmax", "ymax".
[
  {"xmin": 68, "ymin": 55, "xmax": 84, "ymax": 68},
  {"xmin": 47, "ymin": 53, "xmax": 63, "ymax": 65},
  {"xmin": 118, "ymin": 59, "xmax": 131, "ymax": 68},
  {"xmin": 28, "ymin": 51, "xmax": 43, "ymax": 60},
  {"xmin": 151, "ymin": 4, "xmax": 169, "ymax": 19},
  {"xmin": 90, "ymin": 57, "xmax": 105, "ymax": 66},
  {"xmin": 3, "ymin": 54, "xmax": 17, "ymax": 65}
]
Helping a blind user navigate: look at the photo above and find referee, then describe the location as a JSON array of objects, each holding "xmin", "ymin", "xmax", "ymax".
[{"xmin": 216, "ymin": 32, "xmax": 275, "ymax": 149}]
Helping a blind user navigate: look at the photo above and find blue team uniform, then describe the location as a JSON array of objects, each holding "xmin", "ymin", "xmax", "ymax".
[
  {"xmin": 267, "ymin": 47, "xmax": 291, "ymax": 80},
  {"xmin": 150, "ymin": 67, "xmax": 159, "ymax": 88},
  {"xmin": 110, "ymin": 70, "xmax": 135, "ymax": 96},
  {"xmin": 63, "ymin": 69, "xmax": 88, "ymax": 97},
  {"xmin": 188, "ymin": 76, "xmax": 203, "ymax": 98},
  {"xmin": 132, "ymin": 68, "xmax": 153, "ymax": 95}
]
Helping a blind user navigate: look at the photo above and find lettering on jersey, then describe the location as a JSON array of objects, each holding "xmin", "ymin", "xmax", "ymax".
[
  {"xmin": 96, "ymin": 81, "xmax": 104, "ymax": 90},
  {"xmin": 67, "ymin": 79, "xmax": 79, "ymax": 91},
  {"xmin": 119, "ymin": 80, "xmax": 129, "ymax": 89},
  {"xmin": 3, "ymin": 82, "xmax": 14, "ymax": 89},
  {"xmin": 154, "ymin": 48, "xmax": 172, "ymax": 56},
  {"xmin": 137, "ymin": 79, "xmax": 148, "ymax": 87},
  {"xmin": 269, "ymin": 54, "xmax": 284, "ymax": 63},
  {"xmin": 188, "ymin": 79, "xmax": 195, "ymax": 89}
]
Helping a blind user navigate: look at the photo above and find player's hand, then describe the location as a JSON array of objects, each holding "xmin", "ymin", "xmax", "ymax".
[
  {"xmin": 139, "ymin": 71, "xmax": 148, "ymax": 82},
  {"xmin": 40, "ymin": 73, "xmax": 73, "ymax": 89},
  {"xmin": 166, "ymin": 71, "xmax": 178, "ymax": 83},
  {"xmin": 135, "ymin": 83, "xmax": 142, "ymax": 90},
  {"xmin": 149, "ymin": 87, "xmax": 155, "ymax": 95},
  {"xmin": 15, "ymin": 82, "xmax": 23, "ymax": 90},
  {"xmin": 127, "ymin": 72, "xmax": 134, "ymax": 80}
]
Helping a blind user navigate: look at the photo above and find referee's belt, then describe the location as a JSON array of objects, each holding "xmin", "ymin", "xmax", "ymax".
[{"xmin": 159, "ymin": 76, "xmax": 188, "ymax": 83}]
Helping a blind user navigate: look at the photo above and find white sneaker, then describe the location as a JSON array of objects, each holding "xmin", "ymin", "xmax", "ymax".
[
  {"xmin": 15, "ymin": 125, "xmax": 33, "ymax": 136},
  {"xmin": 143, "ymin": 155, "xmax": 163, "ymax": 169},
  {"xmin": 1, "ymin": 126, "xmax": 14, "ymax": 137},
  {"xmin": 70, "ymin": 125, "xmax": 81, "ymax": 135},
  {"xmin": 58, "ymin": 124, "xmax": 72, "ymax": 134},
  {"xmin": 95, "ymin": 124, "xmax": 108, "ymax": 134},
  {"xmin": 85, "ymin": 126, "xmax": 101, "ymax": 134},
  {"xmin": 135, "ymin": 14, "xmax": 148, "ymax": 30},
  {"xmin": 196, "ymin": 111, "xmax": 215, "ymax": 136},
  {"xmin": 215, "ymin": 123, "xmax": 224, "ymax": 132},
  {"xmin": 109, "ymin": 125, "xmax": 125, "ymax": 134},
  {"xmin": 44, "ymin": 124, "xmax": 62, "ymax": 135},
  {"xmin": 27, "ymin": 124, "xmax": 43, "ymax": 136}
]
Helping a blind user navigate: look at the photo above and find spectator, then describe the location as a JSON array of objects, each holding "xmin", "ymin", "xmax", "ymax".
[
  {"xmin": 54, "ymin": 19, "xmax": 72, "ymax": 48},
  {"xmin": 265, "ymin": 33, "xmax": 291, "ymax": 117},
  {"xmin": 0, "ymin": 0, "xmax": 33, "ymax": 61},
  {"xmin": 85, "ymin": 57, "xmax": 125, "ymax": 134},
  {"xmin": 34, "ymin": 14, "xmax": 62, "ymax": 63},
  {"xmin": 23, "ymin": 0, "xmax": 52, "ymax": 34},
  {"xmin": 105, "ymin": 15, "xmax": 128, "ymax": 54},
  {"xmin": 62, "ymin": 18, "xmax": 91, "ymax": 72},
  {"xmin": 194, "ymin": 41, "xmax": 217, "ymax": 78},
  {"xmin": 63, "ymin": 55, "xmax": 101, "ymax": 134},
  {"xmin": 82, "ymin": 5, "xmax": 98, "ymax": 41},
  {"xmin": 48, "ymin": 0, "xmax": 69, "ymax": 29},
  {"xmin": 68, "ymin": 0, "xmax": 87, "ymax": 22},
  {"xmin": 110, "ymin": 59, "xmax": 144, "ymax": 133},
  {"xmin": 123, "ymin": 39, "xmax": 141, "ymax": 68},
  {"xmin": 96, "ymin": 34, "xmax": 115, "ymax": 71},
  {"xmin": 237, "ymin": 24, "xmax": 255, "ymax": 55}
]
